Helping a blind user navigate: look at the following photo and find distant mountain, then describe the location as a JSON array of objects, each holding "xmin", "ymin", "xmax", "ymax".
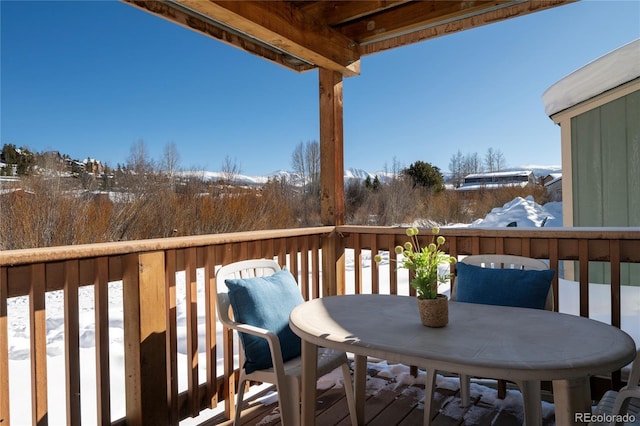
[
  {"xmin": 513, "ymin": 165, "xmax": 562, "ymax": 177},
  {"xmin": 171, "ymin": 165, "xmax": 562, "ymax": 187}
]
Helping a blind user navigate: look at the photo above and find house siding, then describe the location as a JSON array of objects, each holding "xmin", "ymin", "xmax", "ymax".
[{"xmin": 571, "ymin": 89, "xmax": 640, "ymax": 285}]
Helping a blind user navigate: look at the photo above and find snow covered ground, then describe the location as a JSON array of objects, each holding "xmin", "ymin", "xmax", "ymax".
[{"xmin": 5, "ymin": 196, "xmax": 639, "ymax": 424}]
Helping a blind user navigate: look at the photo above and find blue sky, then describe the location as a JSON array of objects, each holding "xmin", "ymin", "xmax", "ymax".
[{"xmin": 1, "ymin": 1, "xmax": 639, "ymax": 176}]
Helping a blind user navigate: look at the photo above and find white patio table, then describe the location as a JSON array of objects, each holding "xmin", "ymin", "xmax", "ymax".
[{"xmin": 289, "ymin": 294, "xmax": 636, "ymax": 426}]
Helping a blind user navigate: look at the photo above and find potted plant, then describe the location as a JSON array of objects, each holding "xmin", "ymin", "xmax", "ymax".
[{"xmin": 375, "ymin": 227, "xmax": 456, "ymax": 327}]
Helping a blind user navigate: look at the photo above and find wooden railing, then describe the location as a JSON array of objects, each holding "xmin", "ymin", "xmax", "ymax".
[{"xmin": 1, "ymin": 226, "xmax": 639, "ymax": 425}]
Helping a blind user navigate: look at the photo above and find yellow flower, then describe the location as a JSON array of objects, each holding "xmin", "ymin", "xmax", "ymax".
[{"xmin": 378, "ymin": 227, "xmax": 455, "ymax": 299}]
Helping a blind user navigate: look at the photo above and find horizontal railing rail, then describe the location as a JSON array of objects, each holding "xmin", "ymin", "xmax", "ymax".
[{"xmin": 1, "ymin": 226, "xmax": 639, "ymax": 425}]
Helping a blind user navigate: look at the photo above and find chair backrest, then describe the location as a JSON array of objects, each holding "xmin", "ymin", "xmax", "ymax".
[
  {"xmin": 628, "ymin": 349, "xmax": 640, "ymax": 388},
  {"xmin": 451, "ymin": 254, "xmax": 554, "ymax": 311},
  {"xmin": 215, "ymin": 259, "xmax": 281, "ymax": 328}
]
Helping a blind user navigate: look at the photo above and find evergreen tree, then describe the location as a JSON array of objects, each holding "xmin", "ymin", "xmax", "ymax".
[{"xmin": 403, "ymin": 161, "xmax": 444, "ymax": 192}]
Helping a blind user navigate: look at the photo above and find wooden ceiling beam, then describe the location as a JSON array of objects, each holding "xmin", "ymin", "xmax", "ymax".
[
  {"xmin": 124, "ymin": 0, "xmax": 315, "ymax": 73},
  {"xmin": 359, "ymin": 0, "xmax": 575, "ymax": 55},
  {"xmin": 298, "ymin": 1, "xmax": 411, "ymax": 26},
  {"xmin": 172, "ymin": 0, "xmax": 361, "ymax": 76},
  {"xmin": 337, "ymin": 0, "xmax": 510, "ymax": 43}
]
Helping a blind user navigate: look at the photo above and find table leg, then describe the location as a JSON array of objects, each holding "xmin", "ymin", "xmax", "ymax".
[
  {"xmin": 423, "ymin": 367, "xmax": 437, "ymax": 426},
  {"xmin": 301, "ymin": 340, "xmax": 318, "ymax": 426},
  {"xmin": 354, "ymin": 355, "xmax": 367, "ymax": 426},
  {"xmin": 518, "ymin": 380, "xmax": 542, "ymax": 426},
  {"xmin": 553, "ymin": 377, "xmax": 591, "ymax": 426}
]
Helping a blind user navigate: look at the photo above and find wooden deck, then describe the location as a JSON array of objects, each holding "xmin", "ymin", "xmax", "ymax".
[{"xmin": 203, "ymin": 361, "xmax": 557, "ymax": 426}]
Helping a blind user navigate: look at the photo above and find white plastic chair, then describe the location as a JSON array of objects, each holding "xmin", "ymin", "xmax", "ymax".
[
  {"xmin": 589, "ymin": 349, "xmax": 640, "ymax": 426},
  {"xmin": 450, "ymin": 254, "xmax": 553, "ymax": 408},
  {"xmin": 215, "ymin": 259, "xmax": 357, "ymax": 426}
]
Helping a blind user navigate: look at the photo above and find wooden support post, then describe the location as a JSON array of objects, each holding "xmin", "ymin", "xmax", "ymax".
[
  {"xmin": 319, "ymin": 68, "xmax": 346, "ymax": 296},
  {"xmin": 123, "ymin": 252, "xmax": 169, "ymax": 426},
  {"xmin": 319, "ymin": 68, "xmax": 345, "ymax": 226}
]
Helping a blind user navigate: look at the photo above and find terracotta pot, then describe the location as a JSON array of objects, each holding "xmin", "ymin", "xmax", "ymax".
[{"xmin": 417, "ymin": 294, "xmax": 448, "ymax": 327}]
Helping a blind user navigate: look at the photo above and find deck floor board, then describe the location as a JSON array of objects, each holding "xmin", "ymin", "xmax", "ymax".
[{"xmin": 203, "ymin": 362, "xmax": 557, "ymax": 426}]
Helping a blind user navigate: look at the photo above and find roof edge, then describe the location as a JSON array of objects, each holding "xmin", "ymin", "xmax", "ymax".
[{"xmin": 542, "ymin": 39, "xmax": 640, "ymax": 117}]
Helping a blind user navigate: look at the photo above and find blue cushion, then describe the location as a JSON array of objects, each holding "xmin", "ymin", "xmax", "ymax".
[
  {"xmin": 225, "ymin": 269, "xmax": 304, "ymax": 373},
  {"xmin": 455, "ymin": 262, "xmax": 554, "ymax": 310}
]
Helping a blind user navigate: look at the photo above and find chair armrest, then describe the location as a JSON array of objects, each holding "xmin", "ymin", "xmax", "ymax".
[{"xmin": 609, "ymin": 386, "xmax": 640, "ymax": 426}]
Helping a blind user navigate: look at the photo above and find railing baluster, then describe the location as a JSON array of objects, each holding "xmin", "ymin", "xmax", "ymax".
[
  {"xmin": 300, "ymin": 236, "xmax": 309, "ymax": 300},
  {"xmin": 549, "ymin": 238, "xmax": 560, "ymax": 312},
  {"xmin": 311, "ymin": 237, "xmax": 320, "ymax": 299},
  {"xmin": 353, "ymin": 234, "xmax": 362, "ymax": 295},
  {"xmin": 64, "ymin": 259, "xmax": 81, "ymax": 426},
  {"xmin": 185, "ymin": 247, "xmax": 199, "ymax": 417},
  {"xmin": 610, "ymin": 239, "xmax": 623, "ymax": 389},
  {"xmin": 0, "ymin": 266, "xmax": 9, "ymax": 425},
  {"xmin": 370, "ymin": 233, "xmax": 379, "ymax": 295},
  {"xmin": 204, "ymin": 246, "xmax": 218, "ymax": 409},
  {"xmin": 30, "ymin": 263, "xmax": 48, "ymax": 425},
  {"xmin": 610, "ymin": 240, "xmax": 622, "ymax": 328},
  {"xmin": 94, "ymin": 257, "xmax": 111, "ymax": 425},
  {"xmin": 579, "ymin": 239, "xmax": 590, "ymax": 317},
  {"xmin": 165, "ymin": 250, "xmax": 179, "ymax": 424},
  {"xmin": 387, "ymin": 234, "xmax": 397, "ymax": 295}
]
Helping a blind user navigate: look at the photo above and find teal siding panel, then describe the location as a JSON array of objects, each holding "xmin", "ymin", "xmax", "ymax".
[
  {"xmin": 627, "ymin": 90, "xmax": 640, "ymax": 227},
  {"xmin": 572, "ymin": 89, "xmax": 640, "ymax": 285},
  {"xmin": 572, "ymin": 108, "xmax": 603, "ymax": 226},
  {"xmin": 601, "ymin": 97, "xmax": 628, "ymax": 226},
  {"xmin": 626, "ymin": 90, "xmax": 640, "ymax": 286}
]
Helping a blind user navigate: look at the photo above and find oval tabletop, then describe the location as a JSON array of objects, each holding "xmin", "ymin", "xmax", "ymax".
[{"xmin": 289, "ymin": 294, "xmax": 636, "ymax": 382}]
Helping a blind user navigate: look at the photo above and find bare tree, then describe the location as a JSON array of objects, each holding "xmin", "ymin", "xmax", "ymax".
[
  {"xmin": 162, "ymin": 141, "xmax": 181, "ymax": 177},
  {"xmin": 484, "ymin": 147, "xmax": 505, "ymax": 172},
  {"xmin": 448, "ymin": 150, "xmax": 465, "ymax": 188},
  {"xmin": 484, "ymin": 147, "xmax": 496, "ymax": 172},
  {"xmin": 290, "ymin": 140, "xmax": 321, "ymax": 225},
  {"xmin": 306, "ymin": 140, "xmax": 320, "ymax": 196},
  {"xmin": 221, "ymin": 155, "xmax": 241, "ymax": 185},
  {"xmin": 495, "ymin": 150, "xmax": 506, "ymax": 171},
  {"xmin": 462, "ymin": 152, "xmax": 483, "ymax": 175},
  {"xmin": 291, "ymin": 140, "xmax": 320, "ymax": 194},
  {"xmin": 291, "ymin": 141, "xmax": 307, "ymax": 189},
  {"xmin": 126, "ymin": 139, "xmax": 155, "ymax": 174}
]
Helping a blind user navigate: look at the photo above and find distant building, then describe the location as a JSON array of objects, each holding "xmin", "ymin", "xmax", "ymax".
[
  {"xmin": 456, "ymin": 170, "xmax": 536, "ymax": 194},
  {"xmin": 542, "ymin": 173, "xmax": 562, "ymax": 201}
]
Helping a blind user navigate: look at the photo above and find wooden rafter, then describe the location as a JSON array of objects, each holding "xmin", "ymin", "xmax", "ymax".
[
  {"xmin": 359, "ymin": 0, "xmax": 576, "ymax": 55},
  {"xmin": 122, "ymin": 0, "xmax": 574, "ymax": 76}
]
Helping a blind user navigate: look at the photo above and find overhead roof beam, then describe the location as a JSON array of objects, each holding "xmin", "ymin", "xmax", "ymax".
[
  {"xmin": 298, "ymin": 1, "xmax": 411, "ymax": 26},
  {"xmin": 124, "ymin": 0, "xmax": 316, "ymax": 72},
  {"xmin": 358, "ymin": 0, "xmax": 575, "ymax": 54},
  {"xmin": 171, "ymin": 0, "xmax": 361, "ymax": 76},
  {"xmin": 338, "ymin": 0, "xmax": 525, "ymax": 44}
]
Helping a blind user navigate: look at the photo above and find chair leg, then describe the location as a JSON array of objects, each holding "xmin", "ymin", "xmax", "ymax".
[
  {"xmin": 498, "ymin": 379, "xmax": 507, "ymax": 399},
  {"xmin": 459, "ymin": 374, "xmax": 471, "ymax": 407},
  {"xmin": 279, "ymin": 375, "xmax": 301, "ymax": 426},
  {"xmin": 233, "ymin": 377, "xmax": 248, "ymax": 426},
  {"xmin": 341, "ymin": 362, "xmax": 358, "ymax": 426}
]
